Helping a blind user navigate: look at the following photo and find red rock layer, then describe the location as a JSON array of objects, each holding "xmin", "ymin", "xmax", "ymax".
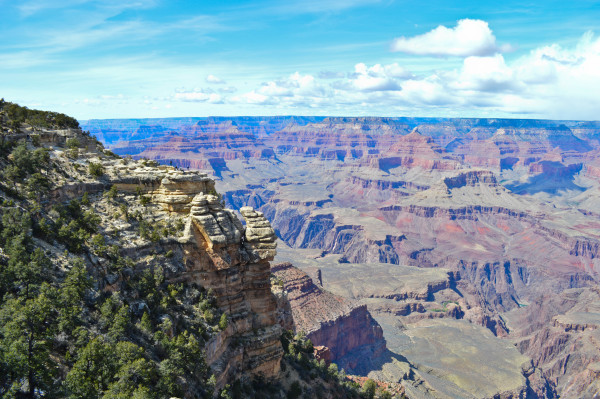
[{"xmin": 271, "ymin": 262, "xmax": 386, "ymax": 366}]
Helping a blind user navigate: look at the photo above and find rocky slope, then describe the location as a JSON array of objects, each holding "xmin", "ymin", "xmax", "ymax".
[
  {"xmin": 1, "ymin": 129, "xmax": 285, "ymax": 395},
  {"xmin": 271, "ymin": 262, "xmax": 386, "ymax": 371},
  {"xmin": 508, "ymin": 287, "xmax": 600, "ymax": 397}
]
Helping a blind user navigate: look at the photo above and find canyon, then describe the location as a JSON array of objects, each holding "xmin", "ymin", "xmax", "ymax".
[{"xmin": 81, "ymin": 116, "xmax": 600, "ymax": 398}]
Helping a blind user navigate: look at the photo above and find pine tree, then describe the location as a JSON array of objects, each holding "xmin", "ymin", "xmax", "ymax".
[{"xmin": 0, "ymin": 284, "xmax": 58, "ymax": 397}]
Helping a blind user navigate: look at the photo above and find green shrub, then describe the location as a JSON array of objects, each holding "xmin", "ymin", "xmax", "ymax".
[
  {"xmin": 66, "ymin": 138, "xmax": 80, "ymax": 150},
  {"xmin": 88, "ymin": 162, "xmax": 104, "ymax": 178},
  {"xmin": 31, "ymin": 134, "xmax": 41, "ymax": 147},
  {"xmin": 219, "ymin": 313, "xmax": 228, "ymax": 331},
  {"xmin": 287, "ymin": 381, "xmax": 302, "ymax": 399},
  {"xmin": 362, "ymin": 379, "xmax": 377, "ymax": 399},
  {"xmin": 104, "ymin": 185, "xmax": 118, "ymax": 200},
  {"xmin": 140, "ymin": 195, "xmax": 151, "ymax": 206}
]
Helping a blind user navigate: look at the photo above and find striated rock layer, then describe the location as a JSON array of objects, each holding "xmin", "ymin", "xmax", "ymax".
[
  {"xmin": 104, "ymin": 164, "xmax": 284, "ymax": 388},
  {"xmin": 271, "ymin": 262, "xmax": 386, "ymax": 371}
]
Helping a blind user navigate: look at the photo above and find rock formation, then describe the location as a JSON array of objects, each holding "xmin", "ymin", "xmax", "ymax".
[
  {"xmin": 271, "ymin": 262, "xmax": 386, "ymax": 372},
  {"xmin": 152, "ymin": 179, "xmax": 282, "ymax": 386},
  {"xmin": 87, "ymin": 158, "xmax": 285, "ymax": 389}
]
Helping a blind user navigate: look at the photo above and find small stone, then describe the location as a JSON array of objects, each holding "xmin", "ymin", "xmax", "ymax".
[{"xmin": 105, "ymin": 273, "xmax": 119, "ymax": 285}]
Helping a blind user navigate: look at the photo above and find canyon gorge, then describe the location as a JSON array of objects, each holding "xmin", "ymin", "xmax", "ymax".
[{"xmin": 80, "ymin": 116, "xmax": 600, "ymax": 398}]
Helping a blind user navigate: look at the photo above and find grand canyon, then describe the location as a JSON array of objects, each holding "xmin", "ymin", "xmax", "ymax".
[
  {"xmin": 5, "ymin": 0, "xmax": 600, "ymax": 397},
  {"xmin": 80, "ymin": 116, "xmax": 600, "ymax": 398}
]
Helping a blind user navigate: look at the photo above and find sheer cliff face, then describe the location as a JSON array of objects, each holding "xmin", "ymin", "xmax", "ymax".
[
  {"xmin": 105, "ymin": 166, "xmax": 284, "ymax": 387},
  {"xmin": 271, "ymin": 263, "xmax": 386, "ymax": 371}
]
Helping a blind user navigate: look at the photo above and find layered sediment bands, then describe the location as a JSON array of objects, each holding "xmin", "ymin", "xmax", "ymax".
[
  {"xmin": 176, "ymin": 199, "xmax": 282, "ymax": 386},
  {"xmin": 265, "ymin": 117, "xmax": 410, "ymax": 159},
  {"xmin": 107, "ymin": 166, "xmax": 216, "ymax": 213},
  {"xmin": 262, "ymin": 205, "xmax": 403, "ymax": 264},
  {"xmin": 511, "ymin": 287, "xmax": 600, "ymax": 397},
  {"xmin": 373, "ymin": 129, "xmax": 461, "ymax": 171},
  {"xmin": 443, "ymin": 169, "xmax": 499, "ymax": 188},
  {"xmin": 346, "ymin": 176, "xmax": 429, "ymax": 192},
  {"xmin": 449, "ymin": 125, "xmax": 592, "ymax": 169},
  {"xmin": 110, "ymin": 124, "xmax": 276, "ymax": 175},
  {"xmin": 105, "ymin": 166, "xmax": 284, "ymax": 388},
  {"xmin": 271, "ymin": 262, "xmax": 386, "ymax": 370},
  {"xmin": 379, "ymin": 204, "xmax": 530, "ymax": 220}
]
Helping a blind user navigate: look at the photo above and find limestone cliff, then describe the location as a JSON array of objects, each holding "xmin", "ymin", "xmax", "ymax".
[
  {"xmin": 45, "ymin": 146, "xmax": 286, "ymax": 389},
  {"xmin": 106, "ymin": 166, "xmax": 284, "ymax": 387}
]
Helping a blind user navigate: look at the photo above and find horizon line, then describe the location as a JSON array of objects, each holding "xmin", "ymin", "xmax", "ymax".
[{"xmin": 79, "ymin": 115, "xmax": 600, "ymax": 123}]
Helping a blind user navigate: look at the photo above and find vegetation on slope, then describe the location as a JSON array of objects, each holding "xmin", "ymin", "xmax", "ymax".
[
  {"xmin": 0, "ymin": 99, "xmax": 79, "ymax": 131},
  {"xmin": 0, "ymin": 105, "xmax": 220, "ymax": 398},
  {"xmin": 0, "ymin": 101, "xmax": 401, "ymax": 399}
]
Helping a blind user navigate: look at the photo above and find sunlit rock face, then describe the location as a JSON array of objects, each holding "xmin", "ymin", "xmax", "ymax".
[
  {"xmin": 106, "ymin": 164, "xmax": 283, "ymax": 388},
  {"xmin": 271, "ymin": 262, "xmax": 386, "ymax": 372}
]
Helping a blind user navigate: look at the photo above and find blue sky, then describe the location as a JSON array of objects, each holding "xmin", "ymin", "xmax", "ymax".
[{"xmin": 1, "ymin": 0, "xmax": 600, "ymax": 120}]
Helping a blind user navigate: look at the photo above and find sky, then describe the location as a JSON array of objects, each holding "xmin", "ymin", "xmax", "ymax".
[{"xmin": 1, "ymin": 0, "xmax": 600, "ymax": 120}]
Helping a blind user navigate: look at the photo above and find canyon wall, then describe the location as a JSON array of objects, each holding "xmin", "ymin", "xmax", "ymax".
[
  {"xmin": 271, "ymin": 262, "xmax": 386, "ymax": 372},
  {"xmin": 93, "ymin": 163, "xmax": 285, "ymax": 388}
]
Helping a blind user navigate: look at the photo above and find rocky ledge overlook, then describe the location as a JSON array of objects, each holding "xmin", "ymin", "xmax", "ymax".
[
  {"xmin": 90, "ymin": 160, "xmax": 285, "ymax": 388},
  {"xmin": 0, "ymin": 106, "xmax": 289, "ymax": 395}
]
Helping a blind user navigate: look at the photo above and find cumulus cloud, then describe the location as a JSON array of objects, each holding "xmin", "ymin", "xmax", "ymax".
[
  {"xmin": 450, "ymin": 54, "xmax": 521, "ymax": 93},
  {"xmin": 229, "ymin": 32, "xmax": 600, "ymax": 119},
  {"xmin": 391, "ymin": 19, "xmax": 508, "ymax": 57},
  {"xmin": 173, "ymin": 89, "xmax": 223, "ymax": 103},
  {"xmin": 206, "ymin": 74, "xmax": 225, "ymax": 84},
  {"xmin": 218, "ymin": 86, "xmax": 238, "ymax": 93},
  {"xmin": 164, "ymin": 31, "xmax": 600, "ymax": 120},
  {"xmin": 346, "ymin": 62, "xmax": 412, "ymax": 91},
  {"xmin": 232, "ymin": 72, "xmax": 333, "ymax": 108}
]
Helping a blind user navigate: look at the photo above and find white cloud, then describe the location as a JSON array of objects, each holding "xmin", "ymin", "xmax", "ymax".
[
  {"xmin": 173, "ymin": 89, "xmax": 223, "ymax": 103},
  {"xmin": 219, "ymin": 86, "xmax": 238, "ymax": 93},
  {"xmin": 227, "ymin": 32, "xmax": 600, "ymax": 119},
  {"xmin": 391, "ymin": 19, "xmax": 507, "ymax": 57},
  {"xmin": 206, "ymin": 74, "xmax": 225, "ymax": 84},
  {"xmin": 451, "ymin": 54, "xmax": 520, "ymax": 93},
  {"xmin": 234, "ymin": 92, "xmax": 273, "ymax": 105},
  {"xmin": 233, "ymin": 72, "xmax": 332, "ymax": 107},
  {"xmin": 346, "ymin": 63, "xmax": 411, "ymax": 91}
]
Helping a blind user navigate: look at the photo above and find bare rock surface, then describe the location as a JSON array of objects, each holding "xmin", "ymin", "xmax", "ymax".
[
  {"xmin": 506, "ymin": 287, "xmax": 600, "ymax": 397},
  {"xmin": 271, "ymin": 262, "xmax": 386, "ymax": 372}
]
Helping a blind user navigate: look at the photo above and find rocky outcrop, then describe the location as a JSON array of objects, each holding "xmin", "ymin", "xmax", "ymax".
[
  {"xmin": 443, "ymin": 169, "xmax": 498, "ymax": 188},
  {"xmin": 176, "ymin": 197, "xmax": 282, "ymax": 386},
  {"xmin": 104, "ymin": 166, "xmax": 284, "ymax": 388},
  {"xmin": 513, "ymin": 288, "xmax": 600, "ymax": 397},
  {"xmin": 271, "ymin": 262, "xmax": 386, "ymax": 371}
]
